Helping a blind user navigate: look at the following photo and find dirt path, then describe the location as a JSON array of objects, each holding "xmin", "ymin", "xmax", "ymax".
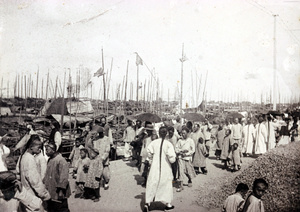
[{"xmin": 68, "ymin": 150, "xmax": 255, "ymax": 212}]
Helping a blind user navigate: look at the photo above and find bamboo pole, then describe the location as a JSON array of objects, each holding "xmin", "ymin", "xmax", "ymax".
[
  {"xmin": 60, "ymin": 71, "xmax": 66, "ymax": 134},
  {"xmin": 101, "ymin": 48, "xmax": 106, "ymax": 109},
  {"xmin": 14, "ymin": 75, "xmax": 17, "ymax": 98},
  {"xmin": 21, "ymin": 74, "xmax": 23, "ymax": 98},
  {"xmin": 68, "ymin": 71, "xmax": 72, "ymax": 139},
  {"xmin": 144, "ymin": 79, "xmax": 146, "ymax": 111},
  {"xmin": 0, "ymin": 77, "xmax": 3, "ymax": 99},
  {"xmin": 136, "ymin": 64, "xmax": 139, "ymax": 109},
  {"xmin": 7, "ymin": 81, "xmax": 9, "ymax": 98},
  {"xmin": 35, "ymin": 68, "xmax": 39, "ymax": 103},
  {"xmin": 24, "ymin": 75, "xmax": 27, "ymax": 115},
  {"xmin": 124, "ymin": 60, "xmax": 129, "ymax": 101},
  {"xmin": 17, "ymin": 74, "xmax": 19, "ymax": 98},
  {"xmin": 46, "ymin": 70, "xmax": 49, "ymax": 100},
  {"xmin": 107, "ymin": 58, "xmax": 113, "ymax": 101},
  {"xmin": 41, "ymin": 79, "xmax": 44, "ymax": 99},
  {"xmin": 29, "ymin": 74, "xmax": 31, "ymax": 98},
  {"xmin": 54, "ymin": 76, "xmax": 58, "ymax": 99}
]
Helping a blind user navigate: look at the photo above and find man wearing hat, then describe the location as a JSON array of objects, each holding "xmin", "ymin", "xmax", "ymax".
[
  {"xmin": 90, "ymin": 126, "xmax": 111, "ymax": 190},
  {"xmin": 44, "ymin": 143, "xmax": 70, "ymax": 212}
]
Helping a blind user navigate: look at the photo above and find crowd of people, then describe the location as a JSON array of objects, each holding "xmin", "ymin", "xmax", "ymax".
[
  {"xmin": 0, "ymin": 108, "xmax": 298, "ymax": 212},
  {"xmin": 0, "ymin": 116, "xmax": 114, "ymax": 212},
  {"xmin": 121, "ymin": 111, "xmax": 299, "ymax": 212}
]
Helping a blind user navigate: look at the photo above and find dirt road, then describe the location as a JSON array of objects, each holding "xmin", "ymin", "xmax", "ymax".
[{"xmin": 68, "ymin": 151, "xmax": 255, "ymax": 212}]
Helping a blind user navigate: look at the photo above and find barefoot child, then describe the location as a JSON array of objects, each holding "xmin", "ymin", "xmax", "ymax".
[
  {"xmin": 73, "ymin": 148, "xmax": 90, "ymax": 198},
  {"xmin": 222, "ymin": 183, "xmax": 249, "ymax": 212},
  {"xmin": 84, "ymin": 148, "xmax": 103, "ymax": 202},
  {"xmin": 193, "ymin": 137, "xmax": 208, "ymax": 175},
  {"xmin": 242, "ymin": 178, "xmax": 268, "ymax": 212}
]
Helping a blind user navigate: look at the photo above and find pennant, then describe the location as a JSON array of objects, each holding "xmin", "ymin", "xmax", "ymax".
[
  {"xmin": 94, "ymin": 67, "xmax": 105, "ymax": 77},
  {"xmin": 136, "ymin": 54, "xmax": 143, "ymax": 66},
  {"xmin": 179, "ymin": 54, "xmax": 188, "ymax": 62}
]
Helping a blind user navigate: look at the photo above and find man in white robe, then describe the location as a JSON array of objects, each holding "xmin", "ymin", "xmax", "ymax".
[
  {"xmin": 242, "ymin": 118, "xmax": 256, "ymax": 155},
  {"xmin": 254, "ymin": 116, "xmax": 267, "ymax": 154},
  {"xmin": 264, "ymin": 115, "xmax": 277, "ymax": 151}
]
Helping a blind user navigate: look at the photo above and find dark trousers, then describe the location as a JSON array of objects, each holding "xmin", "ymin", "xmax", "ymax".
[
  {"xmin": 205, "ymin": 140, "xmax": 210, "ymax": 153},
  {"xmin": 47, "ymin": 199, "xmax": 69, "ymax": 212},
  {"xmin": 171, "ymin": 159, "xmax": 178, "ymax": 180},
  {"xmin": 200, "ymin": 167, "xmax": 207, "ymax": 174},
  {"xmin": 84, "ymin": 187, "xmax": 100, "ymax": 198}
]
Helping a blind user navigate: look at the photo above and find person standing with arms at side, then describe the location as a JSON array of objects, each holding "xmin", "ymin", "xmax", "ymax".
[
  {"xmin": 254, "ymin": 116, "xmax": 267, "ymax": 155},
  {"xmin": 201, "ymin": 119, "xmax": 213, "ymax": 155},
  {"xmin": 44, "ymin": 143, "xmax": 71, "ymax": 212},
  {"xmin": 215, "ymin": 121, "xmax": 226, "ymax": 160},
  {"xmin": 122, "ymin": 119, "xmax": 136, "ymax": 161},
  {"xmin": 231, "ymin": 118, "xmax": 243, "ymax": 163},
  {"xmin": 133, "ymin": 120, "xmax": 143, "ymax": 165},
  {"xmin": 91, "ymin": 127, "xmax": 111, "ymax": 190},
  {"xmin": 263, "ymin": 115, "xmax": 277, "ymax": 151},
  {"xmin": 175, "ymin": 127, "xmax": 196, "ymax": 191},
  {"xmin": 242, "ymin": 118, "xmax": 256, "ymax": 157},
  {"xmin": 143, "ymin": 126, "xmax": 176, "ymax": 212},
  {"xmin": 49, "ymin": 121, "xmax": 62, "ymax": 152}
]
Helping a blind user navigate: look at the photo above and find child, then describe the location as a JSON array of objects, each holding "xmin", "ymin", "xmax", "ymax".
[
  {"xmin": 220, "ymin": 129, "xmax": 232, "ymax": 170},
  {"xmin": 231, "ymin": 140, "xmax": 241, "ymax": 171},
  {"xmin": 175, "ymin": 127, "xmax": 196, "ymax": 192},
  {"xmin": 193, "ymin": 137, "xmax": 208, "ymax": 175},
  {"xmin": 69, "ymin": 138, "xmax": 84, "ymax": 168},
  {"xmin": 84, "ymin": 148, "xmax": 103, "ymax": 202},
  {"xmin": 242, "ymin": 178, "xmax": 268, "ymax": 212},
  {"xmin": 222, "ymin": 183, "xmax": 249, "ymax": 212},
  {"xmin": 73, "ymin": 148, "xmax": 90, "ymax": 198}
]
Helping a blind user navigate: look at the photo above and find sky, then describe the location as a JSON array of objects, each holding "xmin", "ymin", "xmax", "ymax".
[{"xmin": 0, "ymin": 0, "xmax": 299, "ymax": 107}]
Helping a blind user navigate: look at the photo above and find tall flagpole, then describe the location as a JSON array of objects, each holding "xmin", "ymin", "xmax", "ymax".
[
  {"xmin": 179, "ymin": 43, "xmax": 186, "ymax": 114},
  {"xmin": 273, "ymin": 14, "xmax": 278, "ymax": 110},
  {"xmin": 136, "ymin": 62, "xmax": 139, "ymax": 103}
]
